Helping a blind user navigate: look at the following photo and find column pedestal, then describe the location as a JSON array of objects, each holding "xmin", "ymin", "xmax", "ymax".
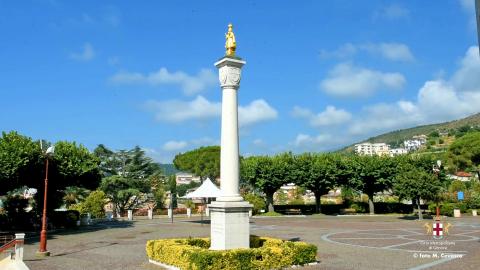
[{"xmin": 209, "ymin": 201, "xmax": 252, "ymax": 250}]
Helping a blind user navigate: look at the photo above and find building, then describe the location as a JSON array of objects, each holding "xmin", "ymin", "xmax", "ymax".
[
  {"xmin": 354, "ymin": 143, "xmax": 390, "ymax": 156},
  {"xmin": 175, "ymin": 172, "xmax": 201, "ymax": 185},
  {"xmin": 389, "ymin": 148, "xmax": 408, "ymax": 156},
  {"xmin": 403, "ymin": 137, "xmax": 426, "ymax": 152},
  {"xmin": 448, "ymin": 171, "xmax": 477, "ymax": 182}
]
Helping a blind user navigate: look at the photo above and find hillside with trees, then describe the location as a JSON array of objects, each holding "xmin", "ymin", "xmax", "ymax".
[{"xmin": 341, "ymin": 112, "xmax": 480, "ymax": 151}]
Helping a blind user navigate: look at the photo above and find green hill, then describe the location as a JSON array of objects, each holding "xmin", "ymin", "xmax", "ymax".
[
  {"xmin": 160, "ymin": 164, "xmax": 180, "ymax": 176},
  {"xmin": 342, "ymin": 112, "xmax": 480, "ymax": 152}
]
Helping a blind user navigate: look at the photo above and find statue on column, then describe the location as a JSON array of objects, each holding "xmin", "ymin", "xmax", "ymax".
[{"xmin": 225, "ymin": 23, "xmax": 236, "ymax": 56}]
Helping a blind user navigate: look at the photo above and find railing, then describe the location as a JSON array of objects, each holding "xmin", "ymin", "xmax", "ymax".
[{"xmin": 0, "ymin": 234, "xmax": 25, "ymax": 261}]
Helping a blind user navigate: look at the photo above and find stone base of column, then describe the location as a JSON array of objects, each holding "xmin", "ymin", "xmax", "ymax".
[{"xmin": 208, "ymin": 200, "xmax": 252, "ymax": 250}]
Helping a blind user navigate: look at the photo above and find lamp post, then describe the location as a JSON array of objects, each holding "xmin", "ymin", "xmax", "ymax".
[
  {"xmin": 433, "ymin": 160, "xmax": 442, "ymax": 220},
  {"xmin": 37, "ymin": 144, "xmax": 54, "ymax": 257}
]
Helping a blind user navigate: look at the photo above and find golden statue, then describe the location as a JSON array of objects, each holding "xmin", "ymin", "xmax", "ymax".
[{"xmin": 225, "ymin": 23, "xmax": 236, "ymax": 56}]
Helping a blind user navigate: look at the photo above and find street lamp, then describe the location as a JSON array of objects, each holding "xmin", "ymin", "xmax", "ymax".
[
  {"xmin": 36, "ymin": 144, "xmax": 54, "ymax": 257},
  {"xmin": 433, "ymin": 160, "xmax": 442, "ymax": 220}
]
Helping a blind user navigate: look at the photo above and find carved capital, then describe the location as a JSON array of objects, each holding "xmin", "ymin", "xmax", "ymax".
[
  {"xmin": 219, "ymin": 66, "xmax": 241, "ymax": 89},
  {"xmin": 215, "ymin": 57, "xmax": 246, "ymax": 90}
]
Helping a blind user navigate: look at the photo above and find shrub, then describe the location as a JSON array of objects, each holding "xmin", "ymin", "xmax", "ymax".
[
  {"xmin": 69, "ymin": 190, "xmax": 106, "ymax": 218},
  {"xmin": 146, "ymin": 236, "xmax": 317, "ymax": 270},
  {"xmin": 51, "ymin": 210, "xmax": 80, "ymax": 228},
  {"xmin": 260, "ymin": 211, "xmax": 283, "ymax": 216},
  {"xmin": 243, "ymin": 193, "xmax": 266, "ymax": 215},
  {"xmin": 350, "ymin": 203, "xmax": 367, "ymax": 213},
  {"xmin": 428, "ymin": 203, "xmax": 468, "ymax": 216}
]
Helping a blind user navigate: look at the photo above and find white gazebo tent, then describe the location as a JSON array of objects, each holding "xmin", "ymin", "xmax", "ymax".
[
  {"xmin": 184, "ymin": 178, "xmax": 222, "ymax": 199},
  {"xmin": 184, "ymin": 178, "xmax": 222, "ymax": 222}
]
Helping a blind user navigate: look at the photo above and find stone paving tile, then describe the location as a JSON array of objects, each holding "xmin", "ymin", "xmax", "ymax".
[{"xmin": 20, "ymin": 215, "xmax": 480, "ymax": 270}]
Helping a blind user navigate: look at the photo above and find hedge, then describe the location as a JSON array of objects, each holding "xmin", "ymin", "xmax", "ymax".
[
  {"xmin": 274, "ymin": 202, "xmax": 418, "ymax": 215},
  {"xmin": 146, "ymin": 236, "xmax": 317, "ymax": 270}
]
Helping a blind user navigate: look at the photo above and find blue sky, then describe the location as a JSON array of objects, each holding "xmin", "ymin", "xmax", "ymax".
[{"xmin": 1, "ymin": 0, "xmax": 479, "ymax": 163}]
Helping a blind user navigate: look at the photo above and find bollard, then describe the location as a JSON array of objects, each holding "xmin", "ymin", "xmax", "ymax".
[
  {"xmin": 167, "ymin": 208, "xmax": 173, "ymax": 218},
  {"xmin": 472, "ymin": 209, "xmax": 478, "ymax": 216},
  {"xmin": 14, "ymin": 233, "xmax": 25, "ymax": 262},
  {"xmin": 128, "ymin": 210, "xmax": 133, "ymax": 221},
  {"xmin": 187, "ymin": 208, "xmax": 192, "ymax": 218},
  {"xmin": 454, "ymin": 209, "xmax": 461, "ymax": 218},
  {"xmin": 249, "ymin": 209, "xmax": 252, "ymax": 217},
  {"xmin": 148, "ymin": 209, "xmax": 153, "ymax": 220},
  {"xmin": 87, "ymin": 213, "xmax": 92, "ymax": 225},
  {"xmin": 205, "ymin": 207, "xmax": 210, "ymax": 217}
]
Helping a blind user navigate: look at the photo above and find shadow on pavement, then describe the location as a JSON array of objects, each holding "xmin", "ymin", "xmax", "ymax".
[{"xmin": 22, "ymin": 220, "xmax": 134, "ymax": 245}]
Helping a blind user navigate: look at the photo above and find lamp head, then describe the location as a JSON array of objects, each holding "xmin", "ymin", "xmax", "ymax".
[{"xmin": 46, "ymin": 146, "xmax": 55, "ymax": 155}]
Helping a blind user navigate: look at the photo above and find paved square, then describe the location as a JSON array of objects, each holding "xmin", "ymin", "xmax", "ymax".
[{"xmin": 22, "ymin": 215, "xmax": 480, "ymax": 270}]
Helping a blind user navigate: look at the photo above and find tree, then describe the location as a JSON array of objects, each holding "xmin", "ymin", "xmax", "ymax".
[
  {"xmin": 63, "ymin": 186, "xmax": 90, "ymax": 208},
  {"xmin": 293, "ymin": 153, "xmax": 338, "ymax": 213},
  {"xmin": 0, "ymin": 131, "xmax": 42, "ymax": 194},
  {"xmin": 99, "ymin": 175, "xmax": 143, "ymax": 215},
  {"xmin": 93, "ymin": 144, "xmax": 119, "ymax": 177},
  {"xmin": 96, "ymin": 145, "xmax": 163, "ymax": 214},
  {"xmin": 241, "ymin": 153, "xmax": 292, "ymax": 212},
  {"xmin": 345, "ymin": 155, "xmax": 397, "ymax": 215},
  {"xmin": 447, "ymin": 131, "xmax": 480, "ymax": 177},
  {"xmin": 53, "ymin": 141, "xmax": 101, "ymax": 190},
  {"xmin": 173, "ymin": 146, "xmax": 220, "ymax": 181},
  {"xmin": 394, "ymin": 164, "xmax": 440, "ymax": 220}
]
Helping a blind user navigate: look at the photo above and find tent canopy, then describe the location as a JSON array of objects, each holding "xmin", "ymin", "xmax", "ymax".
[{"xmin": 184, "ymin": 178, "xmax": 222, "ymax": 198}]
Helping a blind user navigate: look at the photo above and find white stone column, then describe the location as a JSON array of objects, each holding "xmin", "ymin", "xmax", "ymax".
[
  {"xmin": 209, "ymin": 56, "xmax": 252, "ymax": 250},
  {"xmin": 127, "ymin": 210, "xmax": 133, "ymax": 221},
  {"xmin": 148, "ymin": 209, "xmax": 153, "ymax": 220},
  {"xmin": 215, "ymin": 57, "xmax": 244, "ymax": 202},
  {"xmin": 15, "ymin": 233, "xmax": 25, "ymax": 261}
]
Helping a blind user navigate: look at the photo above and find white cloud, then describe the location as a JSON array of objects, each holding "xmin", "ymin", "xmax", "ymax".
[
  {"xmin": 110, "ymin": 68, "xmax": 217, "ymax": 96},
  {"xmin": 293, "ymin": 133, "xmax": 332, "ymax": 147},
  {"xmin": 348, "ymin": 46, "xmax": 480, "ymax": 136},
  {"xmin": 320, "ymin": 63, "xmax": 406, "ymax": 97},
  {"xmin": 319, "ymin": 43, "xmax": 357, "ymax": 59},
  {"xmin": 253, "ymin": 139, "xmax": 264, "ymax": 146},
  {"xmin": 145, "ymin": 95, "xmax": 221, "ymax": 123},
  {"xmin": 145, "ymin": 96, "xmax": 277, "ymax": 127},
  {"xmin": 459, "ymin": 0, "xmax": 477, "ymax": 29},
  {"xmin": 238, "ymin": 99, "xmax": 278, "ymax": 127},
  {"xmin": 374, "ymin": 4, "xmax": 410, "ymax": 20},
  {"xmin": 451, "ymin": 46, "xmax": 480, "ymax": 92},
  {"xmin": 293, "ymin": 105, "xmax": 351, "ymax": 127},
  {"xmin": 320, "ymin": 42, "xmax": 415, "ymax": 62},
  {"xmin": 191, "ymin": 137, "xmax": 219, "ymax": 146},
  {"xmin": 362, "ymin": 43, "xmax": 415, "ymax": 62},
  {"xmin": 162, "ymin": 140, "xmax": 188, "ymax": 151},
  {"xmin": 70, "ymin": 43, "xmax": 95, "ymax": 61}
]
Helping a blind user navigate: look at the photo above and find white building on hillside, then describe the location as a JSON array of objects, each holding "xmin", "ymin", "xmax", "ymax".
[
  {"xmin": 404, "ymin": 139, "xmax": 426, "ymax": 151},
  {"xmin": 175, "ymin": 172, "xmax": 201, "ymax": 185},
  {"xmin": 389, "ymin": 148, "xmax": 408, "ymax": 156},
  {"xmin": 354, "ymin": 143, "xmax": 390, "ymax": 156}
]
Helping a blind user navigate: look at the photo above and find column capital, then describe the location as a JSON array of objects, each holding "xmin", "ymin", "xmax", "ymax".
[{"xmin": 215, "ymin": 57, "xmax": 246, "ymax": 89}]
